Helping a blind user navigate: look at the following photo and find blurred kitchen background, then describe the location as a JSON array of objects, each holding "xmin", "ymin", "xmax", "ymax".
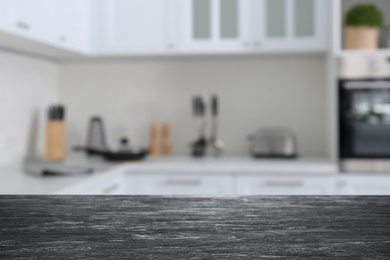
[{"xmin": 0, "ymin": 0, "xmax": 390, "ymax": 195}]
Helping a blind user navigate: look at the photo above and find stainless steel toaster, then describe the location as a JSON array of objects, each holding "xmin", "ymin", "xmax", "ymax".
[{"xmin": 248, "ymin": 127, "xmax": 297, "ymax": 158}]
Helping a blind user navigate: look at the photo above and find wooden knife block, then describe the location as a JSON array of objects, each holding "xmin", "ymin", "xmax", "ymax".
[{"xmin": 44, "ymin": 121, "xmax": 66, "ymax": 161}]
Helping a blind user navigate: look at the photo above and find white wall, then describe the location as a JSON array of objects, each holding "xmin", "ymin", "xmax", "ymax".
[
  {"xmin": 0, "ymin": 51, "xmax": 59, "ymax": 165},
  {"xmin": 59, "ymin": 54, "xmax": 329, "ymax": 158}
]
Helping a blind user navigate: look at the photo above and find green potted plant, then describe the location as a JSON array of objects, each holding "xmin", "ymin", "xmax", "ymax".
[{"xmin": 344, "ymin": 4, "xmax": 384, "ymax": 50}]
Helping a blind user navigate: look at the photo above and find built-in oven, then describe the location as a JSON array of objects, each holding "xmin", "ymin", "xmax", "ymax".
[{"xmin": 339, "ymin": 56, "xmax": 390, "ymax": 172}]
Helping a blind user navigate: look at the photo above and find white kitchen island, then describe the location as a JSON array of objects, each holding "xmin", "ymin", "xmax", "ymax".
[{"xmin": 0, "ymin": 157, "xmax": 389, "ymax": 195}]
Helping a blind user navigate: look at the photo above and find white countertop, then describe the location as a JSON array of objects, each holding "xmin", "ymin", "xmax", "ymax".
[
  {"xmin": 0, "ymin": 156, "xmax": 338, "ymax": 195},
  {"xmin": 125, "ymin": 157, "xmax": 338, "ymax": 173}
]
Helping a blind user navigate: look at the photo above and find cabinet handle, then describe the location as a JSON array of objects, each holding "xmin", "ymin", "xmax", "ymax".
[
  {"xmin": 254, "ymin": 41, "xmax": 261, "ymax": 47},
  {"xmin": 165, "ymin": 179, "xmax": 202, "ymax": 186},
  {"xmin": 167, "ymin": 43, "xmax": 176, "ymax": 49},
  {"xmin": 242, "ymin": 41, "xmax": 251, "ymax": 47},
  {"xmin": 265, "ymin": 180, "xmax": 303, "ymax": 187},
  {"xmin": 16, "ymin": 21, "xmax": 30, "ymax": 30},
  {"xmin": 102, "ymin": 183, "xmax": 119, "ymax": 194},
  {"xmin": 338, "ymin": 181, "xmax": 347, "ymax": 188},
  {"xmin": 59, "ymin": 35, "xmax": 67, "ymax": 42}
]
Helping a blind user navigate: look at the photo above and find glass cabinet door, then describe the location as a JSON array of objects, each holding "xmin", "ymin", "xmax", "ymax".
[
  {"xmin": 293, "ymin": 0, "xmax": 315, "ymax": 38},
  {"xmin": 191, "ymin": 0, "xmax": 241, "ymax": 40},
  {"xmin": 192, "ymin": 0, "xmax": 212, "ymax": 40},
  {"xmin": 259, "ymin": 0, "xmax": 323, "ymax": 50},
  {"xmin": 265, "ymin": 0, "xmax": 287, "ymax": 38},
  {"xmin": 185, "ymin": 0, "xmax": 246, "ymax": 51},
  {"xmin": 264, "ymin": 0, "xmax": 316, "ymax": 39},
  {"xmin": 220, "ymin": 0, "xmax": 239, "ymax": 39}
]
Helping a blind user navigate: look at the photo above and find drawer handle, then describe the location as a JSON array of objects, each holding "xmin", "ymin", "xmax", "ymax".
[
  {"xmin": 16, "ymin": 21, "xmax": 30, "ymax": 30},
  {"xmin": 167, "ymin": 43, "xmax": 176, "ymax": 49},
  {"xmin": 265, "ymin": 180, "xmax": 303, "ymax": 187},
  {"xmin": 242, "ymin": 41, "xmax": 251, "ymax": 47},
  {"xmin": 338, "ymin": 181, "xmax": 347, "ymax": 188},
  {"xmin": 165, "ymin": 179, "xmax": 202, "ymax": 186},
  {"xmin": 102, "ymin": 183, "xmax": 119, "ymax": 194},
  {"xmin": 254, "ymin": 41, "xmax": 261, "ymax": 47}
]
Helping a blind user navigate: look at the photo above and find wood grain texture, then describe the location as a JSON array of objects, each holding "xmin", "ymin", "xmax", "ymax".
[{"xmin": 0, "ymin": 196, "xmax": 389, "ymax": 259}]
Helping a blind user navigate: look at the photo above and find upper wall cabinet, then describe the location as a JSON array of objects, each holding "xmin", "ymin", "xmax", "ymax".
[
  {"xmin": 93, "ymin": 0, "xmax": 178, "ymax": 55},
  {"xmin": 1, "ymin": 0, "xmax": 55, "ymax": 43},
  {"xmin": 257, "ymin": 0, "xmax": 327, "ymax": 51},
  {"xmin": 179, "ymin": 0, "xmax": 252, "ymax": 53},
  {"xmin": 0, "ymin": 0, "xmax": 328, "ymax": 59},
  {"xmin": 53, "ymin": 0, "xmax": 91, "ymax": 53},
  {"xmin": 178, "ymin": 0, "xmax": 327, "ymax": 54},
  {"xmin": 0, "ymin": 0, "xmax": 91, "ymax": 57}
]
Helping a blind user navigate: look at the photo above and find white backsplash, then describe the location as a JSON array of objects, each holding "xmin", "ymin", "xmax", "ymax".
[
  {"xmin": 0, "ymin": 51, "xmax": 59, "ymax": 165},
  {"xmin": 59, "ymin": 54, "xmax": 329, "ymax": 158}
]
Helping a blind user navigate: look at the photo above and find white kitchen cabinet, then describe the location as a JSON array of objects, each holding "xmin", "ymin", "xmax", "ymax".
[
  {"xmin": 2, "ymin": 0, "xmax": 55, "ymax": 43},
  {"xmin": 52, "ymin": 0, "xmax": 91, "ymax": 53},
  {"xmin": 337, "ymin": 175, "xmax": 390, "ymax": 195},
  {"xmin": 179, "ymin": 0, "xmax": 251, "ymax": 53},
  {"xmin": 236, "ymin": 175, "xmax": 335, "ymax": 195},
  {"xmin": 0, "ymin": 0, "xmax": 10, "ymax": 28},
  {"xmin": 0, "ymin": 0, "xmax": 328, "ymax": 58},
  {"xmin": 93, "ymin": 0, "xmax": 177, "ymax": 55},
  {"xmin": 75, "ymin": 175, "xmax": 126, "ymax": 195},
  {"xmin": 0, "ymin": 0, "xmax": 91, "ymax": 55},
  {"xmin": 179, "ymin": 0, "xmax": 327, "ymax": 54},
  {"xmin": 256, "ymin": 0, "xmax": 327, "ymax": 51},
  {"xmin": 127, "ymin": 172, "xmax": 233, "ymax": 195}
]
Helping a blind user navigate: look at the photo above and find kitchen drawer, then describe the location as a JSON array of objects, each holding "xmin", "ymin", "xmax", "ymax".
[
  {"xmin": 236, "ymin": 175, "xmax": 335, "ymax": 195},
  {"xmin": 81, "ymin": 175, "xmax": 125, "ymax": 195},
  {"xmin": 127, "ymin": 172, "xmax": 233, "ymax": 195},
  {"xmin": 337, "ymin": 175, "xmax": 390, "ymax": 195}
]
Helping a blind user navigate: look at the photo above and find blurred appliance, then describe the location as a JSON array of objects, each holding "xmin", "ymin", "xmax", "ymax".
[
  {"xmin": 339, "ymin": 56, "xmax": 390, "ymax": 172},
  {"xmin": 248, "ymin": 128, "xmax": 297, "ymax": 158},
  {"xmin": 74, "ymin": 117, "xmax": 148, "ymax": 162},
  {"xmin": 87, "ymin": 116, "xmax": 108, "ymax": 154}
]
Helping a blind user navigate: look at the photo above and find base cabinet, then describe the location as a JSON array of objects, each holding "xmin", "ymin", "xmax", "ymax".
[
  {"xmin": 337, "ymin": 176, "xmax": 390, "ymax": 195},
  {"xmin": 68, "ymin": 171, "xmax": 390, "ymax": 196},
  {"xmin": 74, "ymin": 175, "xmax": 126, "ymax": 195},
  {"xmin": 127, "ymin": 173, "xmax": 233, "ymax": 195},
  {"xmin": 125, "ymin": 172, "xmax": 337, "ymax": 195},
  {"xmin": 236, "ymin": 175, "xmax": 335, "ymax": 195}
]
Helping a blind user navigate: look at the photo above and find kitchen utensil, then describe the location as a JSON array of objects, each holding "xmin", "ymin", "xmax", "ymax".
[
  {"xmin": 161, "ymin": 122, "xmax": 172, "ymax": 156},
  {"xmin": 74, "ymin": 145, "xmax": 149, "ymax": 162},
  {"xmin": 191, "ymin": 96, "xmax": 207, "ymax": 157},
  {"xmin": 100, "ymin": 149, "xmax": 148, "ymax": 162},
  {"xmin": 150, "ymin": 122, "xmax": 160, "ymax": 157},
  {"xmin": 74, "ymin": 117, "xmax": 149, "ymax": 162},
  {"xmin": 248, "ymin": 127, "xmax": 297, "ymax": 158},
  {"xmin": 209, "ymin": 95, "xmax": 224, "ymax": 156},
  {"xmin": 87, "ymin": 116, "xmax": 108, "ymax": 154}
]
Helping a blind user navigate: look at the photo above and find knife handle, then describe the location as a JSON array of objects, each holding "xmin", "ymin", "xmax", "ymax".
[{"xmin": 211, "ymin": 95, "xmax": 218, "ymax": 116}]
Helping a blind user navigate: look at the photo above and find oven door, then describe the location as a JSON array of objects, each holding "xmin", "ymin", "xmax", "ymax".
[{"xmin": 339, "ymin": 79, "xmax": 390, "ymax": 160}]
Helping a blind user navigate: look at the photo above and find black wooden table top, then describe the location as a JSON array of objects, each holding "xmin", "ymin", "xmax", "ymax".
[{"xmin": 0, "ymin": 196, "xmax": 389, "ymax": 259}]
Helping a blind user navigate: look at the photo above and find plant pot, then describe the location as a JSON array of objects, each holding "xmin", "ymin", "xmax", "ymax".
[{"xmin": 344, "ymin": 26, "xmax": 379, "ymax": 50}]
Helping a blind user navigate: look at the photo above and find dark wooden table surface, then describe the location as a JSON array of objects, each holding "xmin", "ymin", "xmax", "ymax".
[{"xmin": 0, "ymin": 196, "xmax": 389, "ymax": 259}]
